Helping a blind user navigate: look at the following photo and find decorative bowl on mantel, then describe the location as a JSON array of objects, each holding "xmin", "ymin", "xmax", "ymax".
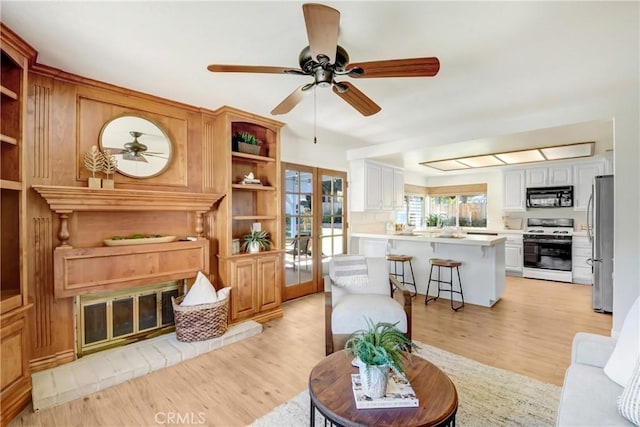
[{"xmin": 103, "ymin": 235, "xmax": 177, "ymax": 247}]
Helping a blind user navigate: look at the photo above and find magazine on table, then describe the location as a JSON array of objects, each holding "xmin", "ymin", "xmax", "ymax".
[{"xmin": 351, "ymin": 371, "xmax": 419, "ymax": 409}]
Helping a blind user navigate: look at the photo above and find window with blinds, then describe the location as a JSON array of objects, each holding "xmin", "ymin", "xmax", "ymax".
[{"xmin": 395, "ymin": 195, "xmax": 425, "ymax": 227}]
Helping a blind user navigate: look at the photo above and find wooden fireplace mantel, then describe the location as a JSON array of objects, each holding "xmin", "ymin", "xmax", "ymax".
[
  {"xmin": 31, "ymin": 185, "xmax": 223, "ymax": 299},
  {"xmin": 32, "ymin": 185, "xmax": 225, "ymax": 246}
]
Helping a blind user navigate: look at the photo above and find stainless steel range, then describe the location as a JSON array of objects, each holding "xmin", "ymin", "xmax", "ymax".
[{"xmin": 523, "ymin": 218, "xmax": 573, "ymax": 283}]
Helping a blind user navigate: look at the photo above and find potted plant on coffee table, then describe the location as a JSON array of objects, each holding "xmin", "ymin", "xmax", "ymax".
[
  {"xmin": 241, "ymin": 229, "xmax": 271, "ymax": 253},
  {"xmin": 345, "ymin": 319, "xmax": 417, "ymax": 399}
]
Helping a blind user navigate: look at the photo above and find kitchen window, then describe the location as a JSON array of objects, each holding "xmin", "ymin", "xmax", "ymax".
[
  {"xmin": 396, "ymin": 195, "xmax": 425, "ymax": 227},
  {"xmin": 426, "ymin": 183, "xmax": 488, "ymax": 228},
  {"xmin": 428, "ymin": 194, "xmax": 487, "ymax": 227}
]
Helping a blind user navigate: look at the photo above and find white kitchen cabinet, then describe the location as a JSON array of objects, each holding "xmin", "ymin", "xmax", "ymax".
[
  {"xmin": 526, "ymin": 167, "xmax": 547, "ymax": 187},
  {"xmin": 393, "ymin": 168, "xmax": 404, "ymax": 209},
  {"xmin": 526, "ymin": 165, "xmax": 572, "ymax": 187},
  {"xmin": 503, "ymin": 170, "xmax": 526, "ymax": 211},
  {"xmin": 350, "ymin": 159, "xmax": 404, "ymax": 211},
  {"xmin": 364, "ymin": 161, "xmax": 382, "ymax": 210},
  {"xmin": 572, "ymin": 235, "xmax": 592, "ymax": 284},
  {"xmin": 573, "ymin": 161, "xmax": 605, "ymax": 211},
  {"xmin": 380, "ymin": 165, "xmax": 395, "ymax": 210},
  {"xmin": 499, "ymin": 233, "xmax": 523, "ymax": 274}
]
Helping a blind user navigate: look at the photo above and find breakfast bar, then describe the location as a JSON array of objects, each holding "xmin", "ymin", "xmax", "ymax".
[{"xmin": 350, "ymin": 232, "xmax": 506, "ymax": 307}]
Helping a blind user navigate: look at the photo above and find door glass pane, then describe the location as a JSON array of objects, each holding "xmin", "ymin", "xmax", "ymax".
[
  {"xmin": 321, "ymin": 174, "xmax": 346, "ymax": 276},
  {"xmin": 139, "ymin": 293, "xmax": 158, "ymax": 331},
  {"xmin": 84, "ymin": 302, "xmax": 107, "ymax": 345},
  {"xmin": 113, "ymin": 297, "xmax": 134, "ymax": 337},
  {"xmin": 285, "ymin": 167, "xmax": 314, "ymax": 287}
]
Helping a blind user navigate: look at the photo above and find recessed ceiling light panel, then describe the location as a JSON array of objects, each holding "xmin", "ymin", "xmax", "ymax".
[
  {"xmin": 495, "ymin": 149, "xmax": 545, "ymax": 164},
  {"xmin": 541, "ymin": 142, "xmax": 594, "ymax": 160},
  {"xmin": 457, "ymin": 155, "xmax": 505, "ymax": 168},
  {"xmin": 421, "ymin": 160, "xmax": 470, "ymax": 171},
  {"xmin": 420, "ymin": 141, "xmax": 597, "ymax": 172}
]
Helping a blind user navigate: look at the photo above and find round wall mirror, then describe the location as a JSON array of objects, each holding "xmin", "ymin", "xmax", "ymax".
[{"xmin": 99, "ymin": 115, "xmax": 173, "ymax": 178}]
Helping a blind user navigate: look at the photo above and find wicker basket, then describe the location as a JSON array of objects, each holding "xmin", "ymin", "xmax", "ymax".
[{"xmin": 171, "ymin": 295, "xmax": 229, "ymax": 342}]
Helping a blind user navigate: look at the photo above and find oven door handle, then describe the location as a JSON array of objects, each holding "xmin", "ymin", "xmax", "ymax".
[{"xmin": 523, "ymin": 239, "xmax": 572, "ymax": 245}]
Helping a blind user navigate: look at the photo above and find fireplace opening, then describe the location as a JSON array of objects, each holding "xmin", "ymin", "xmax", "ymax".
[{"xmin": 76, "ymin": 281, "xmax": 181, "ymax": 357}]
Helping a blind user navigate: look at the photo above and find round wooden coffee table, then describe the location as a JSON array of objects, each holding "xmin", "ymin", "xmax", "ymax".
[{"xmin": 308, "ymin": 350, "xmax": 458, "ymax": 427}]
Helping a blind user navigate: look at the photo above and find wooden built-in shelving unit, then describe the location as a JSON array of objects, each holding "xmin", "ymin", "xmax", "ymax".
[
  {"xmin": 1, "ymin": 22, "xmax": 36, "ymax": 427},
  {"xmin": 212, "ymin": 107, "xmax": 285, "ymax": 324}
]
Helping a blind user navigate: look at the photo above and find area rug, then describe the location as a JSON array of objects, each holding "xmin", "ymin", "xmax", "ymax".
[{"xmin": 250, "ymin": 341, "xmax": 561, "ymax": 427}]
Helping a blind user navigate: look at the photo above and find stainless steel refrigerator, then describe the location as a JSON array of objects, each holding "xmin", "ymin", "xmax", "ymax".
[{"xmin": 587, "ymin": 174, "xmax": 614, "ymax": 313}]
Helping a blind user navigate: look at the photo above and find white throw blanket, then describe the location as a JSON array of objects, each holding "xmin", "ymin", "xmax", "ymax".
[{"xmin": 329, "ymin": 255, "xmax": 368, "ymax": 287}]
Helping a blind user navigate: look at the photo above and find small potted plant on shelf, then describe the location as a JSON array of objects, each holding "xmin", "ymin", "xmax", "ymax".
[
  {"xmin": 345, "ymin": 319, "xmax": 417, "ymax": 399},
  {"xmin": 241, "ymin": 229, "xmax": 271, "ymax": 253},
  {"xmin": 233, "ymin": 131, "xmax": 262, "ymax": 156}
]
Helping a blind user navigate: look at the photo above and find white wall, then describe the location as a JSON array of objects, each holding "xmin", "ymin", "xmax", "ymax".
[{"xmin": 279, "ymin": 127, "xmax": 349, "ymax": 172}]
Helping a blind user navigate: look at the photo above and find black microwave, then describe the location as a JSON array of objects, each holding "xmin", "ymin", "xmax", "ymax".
[{"xmin": 526, "ymin": 186, "xmax": 573, "ymax": 208}]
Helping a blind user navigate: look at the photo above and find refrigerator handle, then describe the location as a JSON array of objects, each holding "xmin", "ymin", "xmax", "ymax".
[{"xmin": 586, "ymin": 191, "xmax": 594, "ymax": 243}]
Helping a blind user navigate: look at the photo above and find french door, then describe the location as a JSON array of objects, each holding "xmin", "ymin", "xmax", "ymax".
[{"xmin": 282, "ymin": 164, "xmax": 347, "ymax": 301}]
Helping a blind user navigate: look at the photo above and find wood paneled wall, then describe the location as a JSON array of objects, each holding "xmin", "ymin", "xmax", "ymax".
[{"xmin": 24, "ymin": 65, "xmax": 224, "ymax": 370}]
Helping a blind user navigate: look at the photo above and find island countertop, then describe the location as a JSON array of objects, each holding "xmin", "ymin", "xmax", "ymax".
[
  {"xmin": 350, "ymin": 232, "xmax": 506, "ymax": 307},
  {"xmin": 350, "ymin": 232, "xmax": 506, "ymax": 247}
]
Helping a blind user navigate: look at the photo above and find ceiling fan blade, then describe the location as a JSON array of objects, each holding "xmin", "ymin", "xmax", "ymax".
[
  {"xmin": 103, "ymin": 147, "xmax": 126, "ymax": 155},
  {"xmin": 143, "ymin": 153, "xmax": 169, "ymax": 160},
  {"xmin": 271, "ymin": 84, "xmax": 311, "ymax": 115},
  {"xmin": 122, "ymin": 152, "xmax": 149, "ymax": 163},
  {"xmin": 302, "ymin": 3, "xmax": 340, "ymax": 63},
  {"xmin": 348, "ymin": 57, "xmax": 440, "ymax": 78},
  {"xmin": 207, "ymin": 65, "xmax": 301, "ymax": 74},
  {"xmin": 332, "ymin": 81, "xmax": 381, "ymax": 116}
]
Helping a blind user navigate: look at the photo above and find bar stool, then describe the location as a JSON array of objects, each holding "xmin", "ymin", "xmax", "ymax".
[
  {"xmin": 425, "ymin": 258, "xmax": 464, "ymax": 311},
  {"xmin": 386, "ymin": 254, "xmax": 417, "ymax": 297}
]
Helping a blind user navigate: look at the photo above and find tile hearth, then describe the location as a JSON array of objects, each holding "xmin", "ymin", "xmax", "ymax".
[{"xmin": 31, "ymin": 320, "xmax": 262, "ymax": 412}]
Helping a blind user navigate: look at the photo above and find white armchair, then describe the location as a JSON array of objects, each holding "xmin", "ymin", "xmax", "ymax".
[{"xmin": 324, "ymin": 257, "xmax": 412, "ymax": 355}]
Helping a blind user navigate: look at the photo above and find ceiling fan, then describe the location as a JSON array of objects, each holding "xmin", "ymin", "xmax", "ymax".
[
  {"xmin": 206, "ymin": 3, "xmax": 440, "ymax": 117},
  {"xmin": 104, "ymin": 131, "xmax": 168, "ymax": 163}
]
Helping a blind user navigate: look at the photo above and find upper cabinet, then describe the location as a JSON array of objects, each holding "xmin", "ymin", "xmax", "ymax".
[
  {"xmin": 525, "ymin": 165, "xmax": 572, "ymax": 187},
  {"xmin": 573, "ymin": 161, "xmax": 605, "ymax": 211},
  {"xmin": 503, "ymin": 170, "xmax": 526, "ymax": 211},
  {"xmin": 504, "ymin": 159, "xmax": 608, "ymax": 212},
  {"xmin": 350, "ymin": 159, "xmax": 404, "ymax": 211}
]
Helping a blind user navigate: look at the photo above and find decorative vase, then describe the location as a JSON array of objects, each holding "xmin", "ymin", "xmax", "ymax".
[
  {"xmin": 248, "ymin": 241, "xmax": 260, "ymax": 253},
  {"xmin": 102, "ymin": 179, "xmax": 114, "ymax": 189},
  {"xmin": 238, "ymin": 142, "xmax": 261, "ymax": 156},
  {"xmin": 359, "ymin": 364, "xmax": 389, "ymax": 399},
  {"xmin": 88, "ymin": 177, "xmax": 101, "ymax": 189}
]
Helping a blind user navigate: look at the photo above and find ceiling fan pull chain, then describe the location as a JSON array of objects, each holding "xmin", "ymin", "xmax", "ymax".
[{"xmin": 313, "ymin": 86, "xmax": 318, "ymax": 144}]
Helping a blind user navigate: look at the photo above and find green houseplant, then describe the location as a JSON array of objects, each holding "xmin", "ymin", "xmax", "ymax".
[
  {"xmin": 241, "ymin": 229, "xmax": 271, "ymax": 253},
  {"xmin": 345, "ymin": 319, "xmax": 417, "ymax": 398},
  {"xmin": 233, "ymin": 131, "xmax": 262, "ymax": 155}
]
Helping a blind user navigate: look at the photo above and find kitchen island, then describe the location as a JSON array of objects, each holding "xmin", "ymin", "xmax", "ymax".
[{"xmin": 350, "ymin": 232, "xmax": 506, "ymax": 307}]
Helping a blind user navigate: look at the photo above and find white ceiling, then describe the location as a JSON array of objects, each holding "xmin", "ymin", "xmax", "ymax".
[{"xmin": 2, "ymin": 1, "xmax": 636, "ymax": 176}]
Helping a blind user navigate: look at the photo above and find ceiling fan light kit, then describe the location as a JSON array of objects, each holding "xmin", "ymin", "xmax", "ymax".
[{"xmin": 206, "ymin": 3, "xmax": 440, "ymax": 117}]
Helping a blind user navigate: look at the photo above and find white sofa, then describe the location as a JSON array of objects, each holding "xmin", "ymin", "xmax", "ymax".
[{"xmin": 557, "ymin": 332, "xmax": 634, "ymax": 426}]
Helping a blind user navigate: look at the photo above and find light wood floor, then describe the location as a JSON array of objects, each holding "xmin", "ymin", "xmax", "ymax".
[{"xmin": 11, "ymin": 277, "xmax": 611, "ymax": 427}]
